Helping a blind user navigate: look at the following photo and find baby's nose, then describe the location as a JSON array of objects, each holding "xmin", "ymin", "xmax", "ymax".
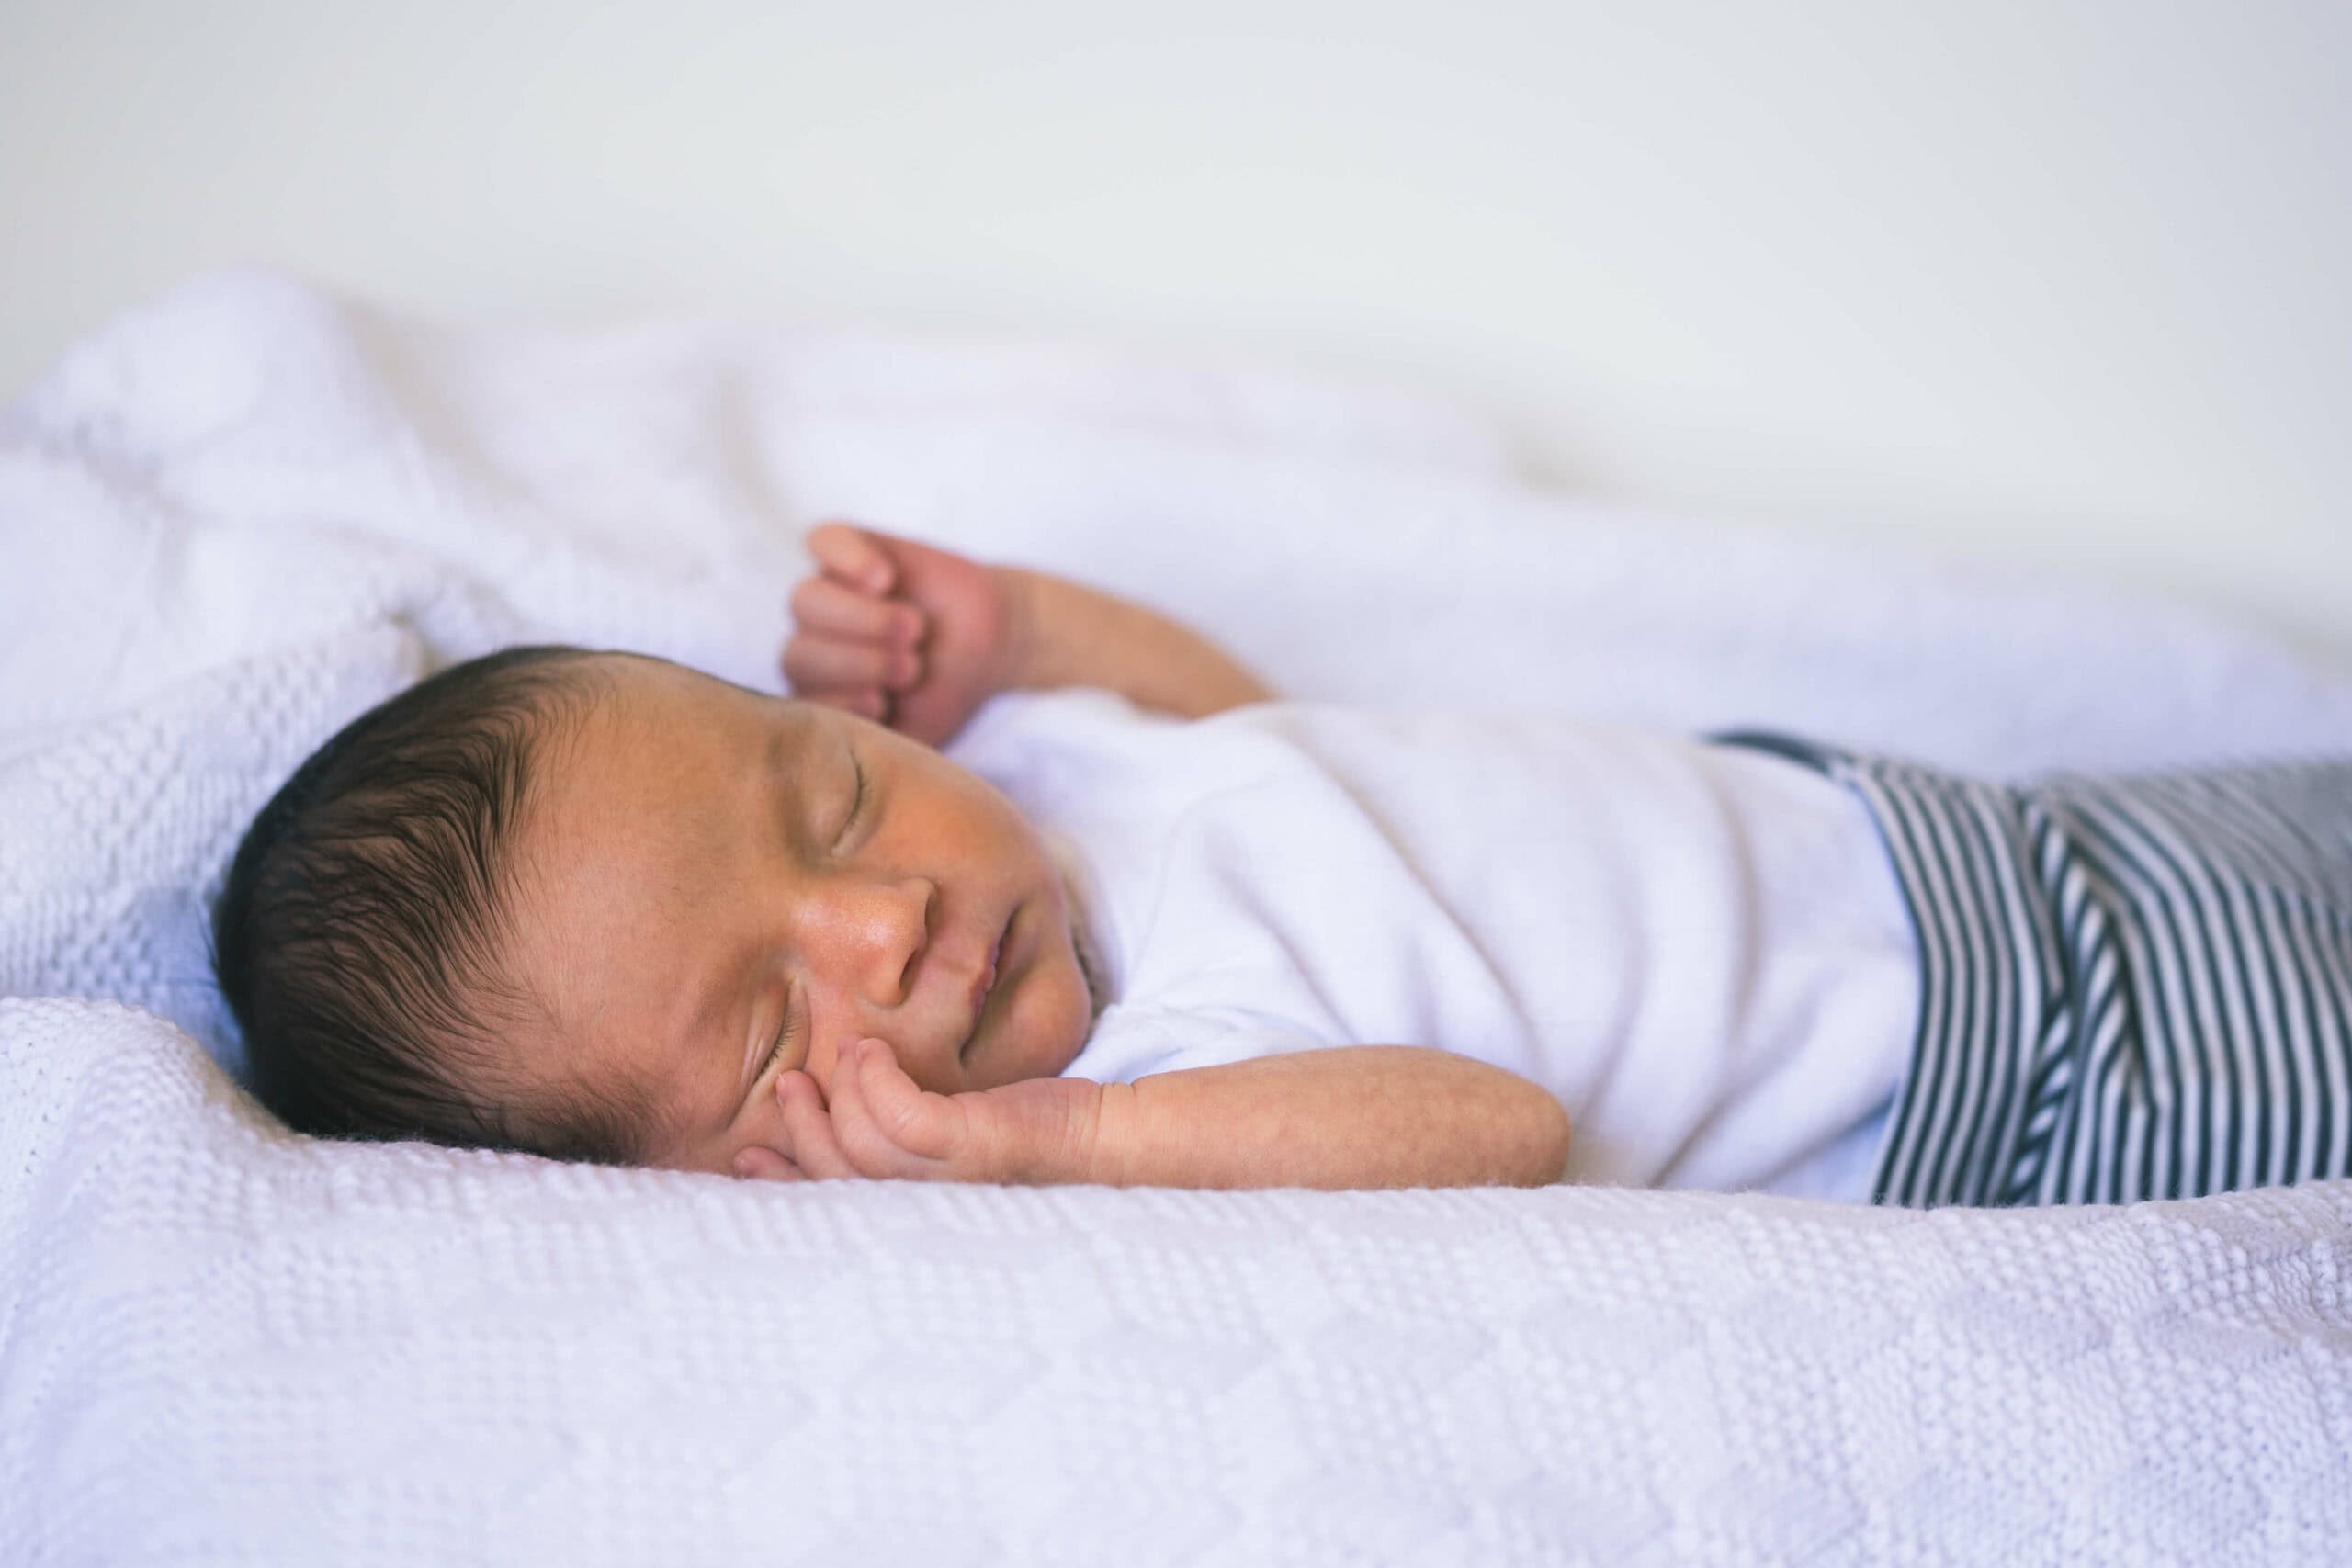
[{"xmin": 810, "ymin": 874, "xmax": 936, "ymax": 1005}]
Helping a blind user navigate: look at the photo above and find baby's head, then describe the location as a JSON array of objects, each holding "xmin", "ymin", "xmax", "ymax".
[{"xmin": 213, "ymin": 648, "xmax": 1096, "ymax": 1176}]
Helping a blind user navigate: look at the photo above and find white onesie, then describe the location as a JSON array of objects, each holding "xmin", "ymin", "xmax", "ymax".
[{"xmin": 947, "ymin": 691, "xmax": 1919, "ymax": 1201}]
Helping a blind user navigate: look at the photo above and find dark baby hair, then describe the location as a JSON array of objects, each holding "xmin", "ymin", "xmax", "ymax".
[{"xmin": 211, "ymin": 643, "xmax": 647, "ymax": 1164}]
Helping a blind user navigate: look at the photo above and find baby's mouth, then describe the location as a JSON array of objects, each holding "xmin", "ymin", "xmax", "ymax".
[{"xmin": 959, "ymin": 919, "xmax": 1009, "ymax": 1059}]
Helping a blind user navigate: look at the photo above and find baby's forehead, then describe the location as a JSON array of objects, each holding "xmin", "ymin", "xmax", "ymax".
[
  {"xmin": 547, "ymin": 658, "xmax": 769, "ymax": 773},
  {"xmin": 529, "ymin": 653, "xmax": 842, "ymax": 860},
  {"xmin": 566, "ymin": 653, "xmax": 824, "ymax": 744},
  {"xmin": 500, "ymin": 662, "xmax": 779, "ymax": 1134}
]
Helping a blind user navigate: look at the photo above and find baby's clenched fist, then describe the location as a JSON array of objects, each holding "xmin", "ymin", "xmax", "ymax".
[{"xmin": 782, "ymin": 522, "xmax": 1029, "ymax": 748}]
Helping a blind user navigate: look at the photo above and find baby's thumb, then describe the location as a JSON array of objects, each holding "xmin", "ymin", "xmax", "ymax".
[{"xmin": 807, "ymin": 521, "xmax": 899, "ymax": 595}]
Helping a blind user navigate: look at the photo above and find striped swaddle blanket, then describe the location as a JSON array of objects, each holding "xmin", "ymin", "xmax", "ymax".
[{"xmin": 1720, "ymin": 733, "xmax": 2352, "ymax": 1208}]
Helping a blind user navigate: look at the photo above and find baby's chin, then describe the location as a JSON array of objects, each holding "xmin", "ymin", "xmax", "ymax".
[{"xmin": 970, "ymin": 923, "xmax": 1096, "ymax": 1089}]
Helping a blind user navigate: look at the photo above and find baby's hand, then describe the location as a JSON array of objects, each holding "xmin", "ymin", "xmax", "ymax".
[
  {"xmin": 770, "ymin": 1038, "xmax": 1103, "ymax": 1185},
  {"xmin": 783, "ymin": 522, "xmax": 1027, "ymax": 748}
]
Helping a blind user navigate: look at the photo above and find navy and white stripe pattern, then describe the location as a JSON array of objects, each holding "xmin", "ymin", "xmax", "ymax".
[{"xmin": 1718, "ymin": 732, "xmax": 2352, "ymax": 1208}]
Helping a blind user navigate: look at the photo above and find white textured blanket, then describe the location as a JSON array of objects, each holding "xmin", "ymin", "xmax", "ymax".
[{"xmin": 6, "ymin": 271, "xmax": 2352, "ymax": 1563}]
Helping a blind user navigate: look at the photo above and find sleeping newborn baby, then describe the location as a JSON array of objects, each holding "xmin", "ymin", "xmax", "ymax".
[{"xmin": 212, "ymin": 525, "xmax": 2352, "ymax": 1205}]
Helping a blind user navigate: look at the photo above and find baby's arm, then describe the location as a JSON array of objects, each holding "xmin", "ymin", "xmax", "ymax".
[
  {"xmin": 996, "ymin": 566, "xmax": 1273, "ymax": 723},
  {"xmin": 1088, "ymin": 1049, "xmax": 1575, "ymax": 1189},
  {"xmin": 790, "ymin": 1039, "xmax": 1573, "ymax": 1190},
  {"xmin": 785, "ymin": 523, "xmax": 1272, "ymax": 746}
]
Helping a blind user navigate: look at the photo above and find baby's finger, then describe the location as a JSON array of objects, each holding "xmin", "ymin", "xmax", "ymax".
[
  {"xmin": 783, "ymin": 637, "xmax": 917, "ymax": 694},
  {"xmin": 730, "ymin": 1144, "xmax": 809, "ymax": 1182},
  {"xmin": 825, "ymin": 1039, "xmax": 938, "ymax": 1178},
  {"xmin": 848, "ymin": 1040, "xmax": 962, "ymax": 1161},
  {"xmin": 790, "ymin": 575, "xmax": 926, "ymax": 645},
  {"xmin": 807, "ymin": 522, "xmax": 898, "ymax": 595},
  {"xmin": 775, "ymin": 1070, "xmax": 858, "ymax": 1181}
]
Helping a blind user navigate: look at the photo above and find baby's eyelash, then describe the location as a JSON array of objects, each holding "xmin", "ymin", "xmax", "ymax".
[
  {"xmin": 762, "ymin": 998, "xmax": 801, "ymax": 1078},
  {"xmin": 839, "ymin": 754, "xmax": 867, "ymax": 844}
]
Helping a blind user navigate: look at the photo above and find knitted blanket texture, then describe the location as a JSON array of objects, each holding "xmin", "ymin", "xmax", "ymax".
[{"xmin": 5, "ymin": 271, "xmax": 2352, "ymax": 1564}]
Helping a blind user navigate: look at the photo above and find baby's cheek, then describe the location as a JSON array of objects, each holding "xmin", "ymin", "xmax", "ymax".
[{"xmin": 1001, "ymin": 967, "xmax": 1094, "ymax": 1086}]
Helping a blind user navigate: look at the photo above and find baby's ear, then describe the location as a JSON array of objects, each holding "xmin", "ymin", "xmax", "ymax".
[{"xmin": 730, "ymin": 1143, "xmax": 803, "ymax": 1182}]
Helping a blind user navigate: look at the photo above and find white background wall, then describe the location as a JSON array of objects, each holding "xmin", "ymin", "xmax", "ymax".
[{"xmin": 5, "ymin": 0, "xmax": 2347, "ymax": 650}]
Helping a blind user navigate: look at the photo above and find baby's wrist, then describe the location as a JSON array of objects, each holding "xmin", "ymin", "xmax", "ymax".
[
  {"xmin": 962, "ymin": 1073, "xmax": 1109, "ymax": 1185},
  {"xmin": 985, "ymin": 565, "xmax": 1049, "ymax": 697}
]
